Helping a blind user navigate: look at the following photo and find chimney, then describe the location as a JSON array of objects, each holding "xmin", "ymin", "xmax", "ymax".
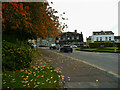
[
  {"xmin": 101, "ymin": 30, "xmax": 103, "ymax": 32},
  {"xmin": 81, "ymin": 32, "xmax": 82, "ymax": 34},
  {"xmin": 75, "ymin": 30, "xmax": 77, "ymax": 33}
]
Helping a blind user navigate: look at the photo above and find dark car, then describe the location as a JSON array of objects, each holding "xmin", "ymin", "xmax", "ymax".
[
  {"xmin": 39, "ymin": 44, "xmax": 46, "ymax": 47},
  {"xmin": 60, "ymin": 45, "xmax": 73, "ymax": 53}
]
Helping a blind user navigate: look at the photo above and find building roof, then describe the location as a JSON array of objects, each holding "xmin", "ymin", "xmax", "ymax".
[
  {"xmin": 62, "ymin": 32, "xmax": 77, "ymax": 34},
  {"xmin": 93, "ymin": 31, "xmax": 114, "ymax": 35},
  {"xmin": 61, "ymin": 31, "xmax": 82, "ymax": 35}
]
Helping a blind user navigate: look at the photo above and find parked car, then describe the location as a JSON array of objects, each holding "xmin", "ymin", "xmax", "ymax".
[
  {"xmin": 33, "ymin": 44, "xmax": 37, "ymax": 47},
  {"xmin": 60, "ymin": 45, "xmax": 73, "ymax": 53},
  {"xmin": 49, "ymin": 44, "xmax": 57, "ymax": 49},
  {"xmin": 76, "ymin": 45, "xmax": 81, "ymax": 48},
  {"xmin": 71, "ymin": 45, "xmax": 77, "ymax": 48},
  {"xmin": 39, "ymin": 44, "xmax": 46, "ymax": 47}
]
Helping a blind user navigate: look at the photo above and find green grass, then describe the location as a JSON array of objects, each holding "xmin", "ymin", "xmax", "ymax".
[
  {"xmin": 76, "ymin": 47, "xmax": 120, "ymax": 52},
  {"xmin": 100, "ymin": 47, "xmax": 118, "ymax": 49},
  {"xmin": 2, "ymin": 65, "xmax": 61, "ymax": 89},
  {"xmin": 2, "ymin": 49, "xmax": 62, "ymax": 89}
]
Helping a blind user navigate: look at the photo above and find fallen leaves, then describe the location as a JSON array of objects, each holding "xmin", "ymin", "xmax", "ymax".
[
  {"xmin": 54, "ymin": 80, "xmax": 57, "ymax": 83},
  {"xmin": 41, "ymin": 75, "xmax": 44, "ymax": 78},
  {"xmin": 96, "ymin": 80, "xmax": 99, "ymax": 82},
  {"xmin": 28, "ymin": 86, "xmax": 30, "ymax": 88},
  {"xmin": 33, "ymin": 82, "xmax": 36, "ymax": 85},
  {"xmin": 73, "ymin": 67, "xmax": 76, "ymax": 70},
  {"xmin": 37, "ymin": 75, "xmax": 40, "ymax": 78},
  {"xmin": 37, "ymin": 82, "xmax": 40, "ymax": 84},
  {"xmin": 50, "ymin": 77, "xmax": 53, "ymax": 79},
  {"xmin": 12, "ymin": 81, "xmax": 16, "ymax": 83},
  {"xmin": 3, "ymin": 61, "xmax": 61, "ymax": 88},
  {"xmin": 23, "ymin": 78, "xmax": 27, "ymax": 81},
  {"xmin": 25, "ymin": 72, "xmax": 29, "ymax": 74},
  {"xmin": 19, "ymin": 81, "xmax": 23, "ymax": 83}
]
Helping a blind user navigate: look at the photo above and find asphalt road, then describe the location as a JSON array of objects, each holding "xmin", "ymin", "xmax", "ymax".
[
  {"xmin": 62, "ymin": 49, "xmax": 119, "ymax": 75},
  {"xmin": 37, "ymin": 47, "xmax": 119, "ymax": 88},
  {"xmin": 39, "ymin": 47, "xmax": 119, "ymax": 76}
]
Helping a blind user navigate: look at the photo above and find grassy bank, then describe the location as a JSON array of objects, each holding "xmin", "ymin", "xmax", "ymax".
[
  {"xmin": 2, "ymin": 50, "xmax": 63, "ymax": 89},
  {"xmin": 76, "ymin": 47, "xmax": 120, "ymax": 53},
  {"xmin": 2, "ymin": 65, "xmax": 61, "ymax": 88},
  {"xmin": 2, "ymin": 40, "xmax": 63, "ymax": 89}
]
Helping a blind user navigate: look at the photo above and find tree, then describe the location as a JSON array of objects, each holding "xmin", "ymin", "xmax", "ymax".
[
  {"xmin": 2, "ymin": 1, "xmax": 67, "ymax": 42},
  {"xmin": 2, "ymin": 2, "xmax": 33, "ymax": 41}
]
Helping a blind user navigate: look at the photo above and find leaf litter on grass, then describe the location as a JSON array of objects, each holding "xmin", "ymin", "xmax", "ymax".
[{"xmin": 2, "ymin": 52, "xmax": 64, "ymax": 88}]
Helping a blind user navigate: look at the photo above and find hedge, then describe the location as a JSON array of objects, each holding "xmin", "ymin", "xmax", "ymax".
[
  {"xmin": 89, "ymin": 42, "xmax": 114, "ymax": 48},
  {"xmin": 115, "ymin": 43, "xmax": 120, "ymax": 48},
  {"xmin": 2, "ymin": 40, "xmax": 33, "ymax": 71}
]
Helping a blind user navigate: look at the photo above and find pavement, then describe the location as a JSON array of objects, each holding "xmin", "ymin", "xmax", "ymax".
[{"xmin": 37, "ymin": 47, "xmax": 120, "ymax": 89}]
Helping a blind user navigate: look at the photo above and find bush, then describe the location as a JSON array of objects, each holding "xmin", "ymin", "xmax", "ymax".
[
  {"xmin": 115, "ymin": 43, "xmax": 120, "ymax": 48},
  {"xmin": 89, "ymin": 42, "xmax": 114, "ymax": 48},
  {"xmin": 2, "ymin": 40, "xmax": 33, "ymax": 71}
]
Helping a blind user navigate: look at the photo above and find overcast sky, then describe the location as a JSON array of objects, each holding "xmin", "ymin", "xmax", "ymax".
[{"xmin": 48, "ymin": 0, "xmax": 119, "ymax": 41}]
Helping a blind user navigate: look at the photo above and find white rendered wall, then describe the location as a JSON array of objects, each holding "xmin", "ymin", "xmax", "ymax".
[{"xmin": 91, "ymin": 34, "xmax": 114, "ymax": 42}]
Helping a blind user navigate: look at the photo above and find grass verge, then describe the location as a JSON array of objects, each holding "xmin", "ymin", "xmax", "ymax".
[
  {"xmin": 76, "ymin": 47, "xmax": 120, "ymax": 52},
  {"xmin": 2, "ymin": 49, "xmax": 63, "ymax": 89},
  {"xmin": 2, "ymin": 65, "xmax": 61, "ymax": 88}
]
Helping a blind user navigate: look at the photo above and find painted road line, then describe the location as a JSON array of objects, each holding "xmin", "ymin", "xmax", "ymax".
[{"xmin": 50, "ymin": 50, "xmax": 120, "ymax": 79}]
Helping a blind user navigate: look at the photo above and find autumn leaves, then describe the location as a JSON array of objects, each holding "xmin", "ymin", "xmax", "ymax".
[{"xmin": 2, "ymin": 2, "xmax": 67, "ymax": 40}]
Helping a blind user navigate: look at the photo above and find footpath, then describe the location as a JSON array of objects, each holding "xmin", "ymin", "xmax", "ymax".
[{"xmin": 38, "ymin": 48, "xmax": 119, "ymax": 89}]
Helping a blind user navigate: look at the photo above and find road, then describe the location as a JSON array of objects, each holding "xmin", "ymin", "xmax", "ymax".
[
  {"xmin": 39, "ymin": 47, "xmax": 119, "ymax": 76},
  {"xmin": 37, "ymin": 47, "xmax": 119, "ymax": 88}
]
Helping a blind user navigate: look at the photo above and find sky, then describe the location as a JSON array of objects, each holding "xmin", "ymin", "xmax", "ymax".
[{"xmin": 48, "ymin": 0, "xmax": 119, "ymax": 41}]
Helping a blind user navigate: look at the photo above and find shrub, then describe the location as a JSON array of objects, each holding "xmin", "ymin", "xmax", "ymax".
[
  {"xmin": 2, "ymin": 40, "xmax": 33, "ymax": 71},
  {"xmin": 115, "ymin": 43, "xmax": 120, "ymax": 48}
]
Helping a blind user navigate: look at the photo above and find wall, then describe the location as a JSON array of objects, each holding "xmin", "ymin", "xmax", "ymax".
[{"xmin": 91, "ymin": 34, "xmax": 114, "ymax": 42}]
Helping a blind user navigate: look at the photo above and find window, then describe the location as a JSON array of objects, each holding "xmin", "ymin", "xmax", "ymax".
[
  {"xmin": 109, "ymin": 37, "xmax": 111, "ymax": 41},
  {"xmin": 72, "ymin": 37, "xmax": 74, "ymax": 40},
  {"xmin": 77, "ymin": 36, "xmax": 79, "ymax": 39},
  {"xmin": 105, "ymin": 37, "xmax": 107, "ymax": 41},
  {"xmin": 68, "ymin": 37, "xmax": 70, "ymax": 40},
  {"xmin": 100, "ymin": 37, "xmax": 102, "ymax": 41},
  {"xmin": 96, "ymin": 37, "xmax": 98, "ymax": 41},
  {"xmin": 63, "ymin": 38, "xmax": 65, "ymax": 40}
]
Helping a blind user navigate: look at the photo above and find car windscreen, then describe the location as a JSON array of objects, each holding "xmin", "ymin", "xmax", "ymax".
[{"xmin": 51, "ymin": 44, "xmax": 56, "ymax": 46}]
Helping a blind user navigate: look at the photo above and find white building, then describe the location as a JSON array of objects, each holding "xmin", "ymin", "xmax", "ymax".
[{"xmin": 91, "ymin": 31, "xmax": 114, "ymax": 42}]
